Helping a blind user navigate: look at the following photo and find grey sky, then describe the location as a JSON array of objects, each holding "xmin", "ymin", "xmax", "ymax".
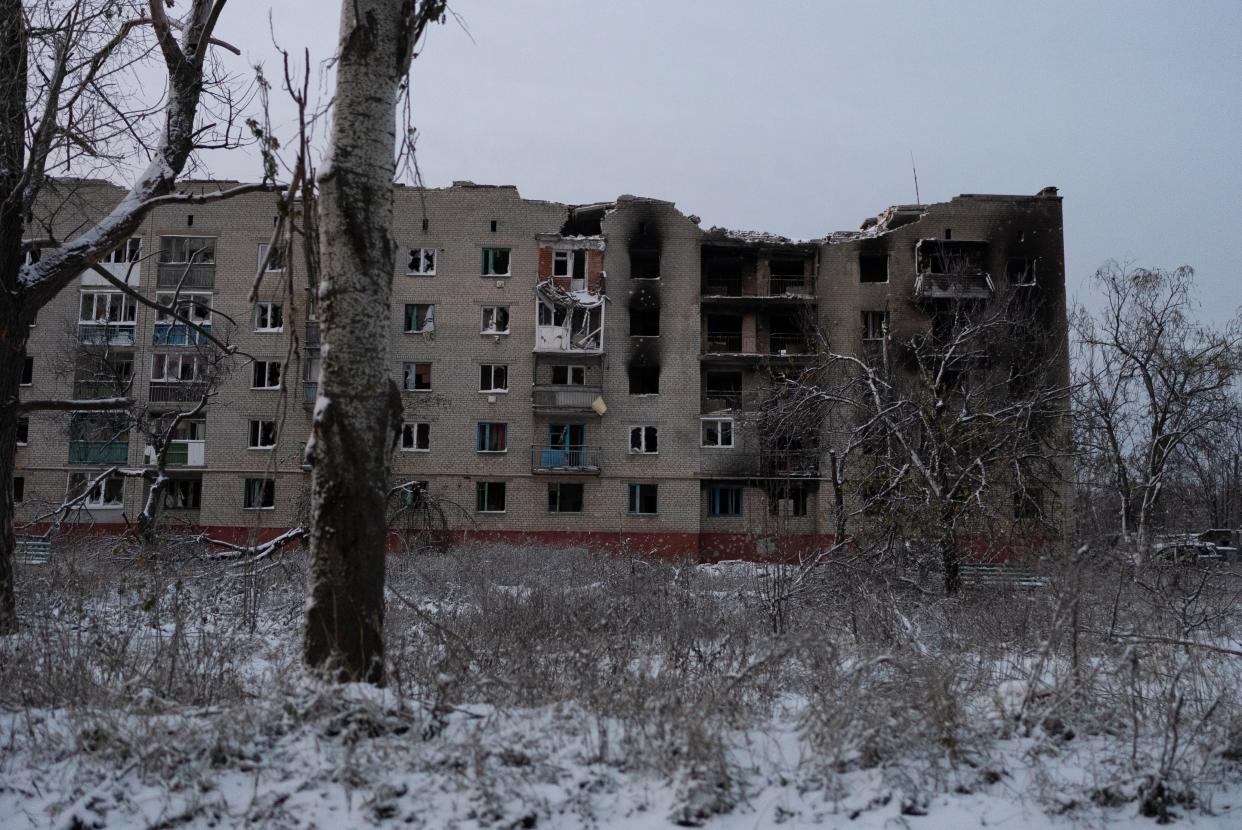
[{"xmin": 207, "ymin": 0, "xmax": 1242, "ymax": 319}]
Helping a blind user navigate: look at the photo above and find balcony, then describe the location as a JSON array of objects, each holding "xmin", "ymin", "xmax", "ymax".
[
  {"xmin": 532, "ymin": 386, "xmax": 603, "ymax": 413},
  {"xmin": 148, "ymin": 381, "xmax": 209, "ymax": 402},
  {"xmin": 305, "ymin": 321, "xmax": 320, "ymax": 348},
  {"xmin": 302, "ymin": 381, "xmax": 318, "ymax": 407},
  {"xmin": 157, "ymin": 263, "xmax": 215, "ymax": 289},
  {"xmin": 82, "ymin": 260, "xmax": 140, "ymax": 287},
  {"xmin": 768, "ymin": 333, "xmax": 813, "ymax": 355},
  {"xmin": 703, "ymin": 332, "xmax": 743, "ymax": 353},
  {"xmin": 701, "ymin": 389, "xmax": 743, "ymax": 413},
  {"xmin": 73, "ymin": 380, "xmax": 128, "ymax": 400},
  {"xmin": 144, "ymin": 440, "xmax": 205, "ymax": 467},
  {"xmin": 763, "ymin": 451, "xmax": 820, "ymax": 477},
  {"xmin": 69, "ymin": 440, "xmax": 128, "ymax": 465},
  {"xmin": 78, "ymin": 323, "xmax": 135, "ymax": 346},
  {"xmin": 531, "ymin": 445, "xmax": 602, "ymax": 474},
  {"xmin": 913, "ymin": 272, "xmax": 994, "ymax": 302},
  {"xmin": 153, "ymin": 323, "xmax": 212, "ymax": 346}
]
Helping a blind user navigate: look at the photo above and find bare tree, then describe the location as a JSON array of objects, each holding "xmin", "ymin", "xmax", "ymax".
[
  {"xmin": 302, "ymin": 0, "xmax": 445, "ymax": 683},
  {"xmin": 765, "ymin": 289, "xmax": 1070, "ymax": 594},
  {"xmin": 1072, "ymin": 263, "xmax": 1242, "ymax": 554},
  {"xmin": 0, "ymin": 0, "xmax": 264, "ymax": 634}
]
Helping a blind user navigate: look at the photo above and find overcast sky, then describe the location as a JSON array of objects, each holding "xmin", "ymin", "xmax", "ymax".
[{"xmin": 204, "ymin": 0, "xmax": 1241, "ymax": 319}]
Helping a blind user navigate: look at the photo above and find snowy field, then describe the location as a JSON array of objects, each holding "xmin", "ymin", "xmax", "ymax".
[{"xmin": 2, "ymin": 543, "xmax": 1241, "ymax": 829}]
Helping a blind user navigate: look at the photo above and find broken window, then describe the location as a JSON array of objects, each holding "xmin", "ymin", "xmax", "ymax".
[
  {"xmin": 551, "ymin": 365, "xmax": 586, "ymax": 385},
  {"xmin": 401, "ymin": 422, "xmax": 431, "ymax": 451},
  {"xmin": 476, "ymin": 481, "xmax": 506, "ymax": 512},
  {"xmin": 707, "ymin": 484, "xmax": 743, "ymax": 517},
  {"xmin": 79, "ymin": 292, "xmax": 138, "ymax": 324},
  {"xmin": 69, "ymin": 472, "xmax": 124, "ymax": 507},
  {"xmin": 1007, "ymin": 257, "xmax": 1037, "ymax": 285},
  {"xmin": 628, "ymin": 366, "xmax": 660, "ymax": 395},
  {"xmin": 862, "ymin": 310, "xmax": 888, "ymax": 342},
  {"xmin": 476, "ymin": 422, "xmax": 508, "ymax": 452},
  {"xmin": 404, "ymin": 303, "xmax": 435, "ymax": 333},
  {"xmin": 13, "ymin": 477, "xmax": 23, "ymax": 504},
  {"xmin": 159, "ymin": 236, "xmax": 215, "ymax": 264},
  {"xmin": 252, "ymin": 361, "xmax": 282, "ymax": 389},
  {"xmin": 768, "ymin": 482, "xmax": 810, "ymax": 517},
  {"xmin": 701, "ymin": 418, "xmax": 734, "ymax": 448},
  {"xmin": 703, "ymin": 371, "xmax": 742, "ymax": 411},
  {"xmin": 152, "ymin": 353, "xmax": 202, "ymax": 382},
  {"xmin": 627, "ymin": 482, "xmax": 658, "ymax": 515},
  {"xmin": 21, "ymin": 356, "xmax": 32, "ymax": 385},
  {"xmin": 630, "ymin": 308, "xmax": 660, "ymax": 337},
  {"xmin": 256, "ymin": 243, "xmax": 286, "ymax": 273},
  {"xmin": 547, "ymin": 482, "xmax": 584, "ymax": 513},
  {"xmin": 769, "ymin": 258, "xmax": 806, "ymax": 293},
  {"xmin": 481, "ymin": 305, "xmax": 509, "ymax": 334},
  {"xmin": 104, "ymin": 238, "xmax": 141, "ymax": 264},
  {"xmin": 553, "ymin": 250, "xmax": 586, "ymax": 284},
  {"xmin": 243, "ymin": 478, "xmax": 275, "ymax": 510},
  {"xmin": 703, "ymin": 255, "xmax": 743, "ymax": 295},
  {"xmin": 16, "ymin": 417, "xmax": 28, "ymax": 445},
  {"xmin": 631, "ymin": 247, "xmax": 660, "ymax": 279},
  {"xmin": 629, "ymin": 425, "xmax": 658, "ymax": 454},
  {"xmin": 403, "ymin": 362, "xmax": 432, "ymax": 391},
  {"xmin": 705, "ymin": 315, "xmax": 743, "ymax": 352},
  {"xmin": 481, "ymin": 247, "xmax": 510, "ymax": 277},
  {"xmin": 163, "ymin": 478, "xmax": 202, "ymax": 510},
  {"xmin": 859, "ymin": 254, "xmax": 888, "ymax": 283},
  {"xmin": 408, "ymin": 247, "xmax": 436, "ymax": 275},
  {"xmin": 480, "ymin": 364, "xmax": 509, "ymax": 393},
  {"xmin": 254, "ymin": 302, "xmax": 283, "ymax": 331},
  {"xmin": 248, "ymin": 420, "xmax": 277, "ymax": 448}
]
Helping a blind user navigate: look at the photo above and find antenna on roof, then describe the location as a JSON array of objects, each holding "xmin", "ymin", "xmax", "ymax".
[{"xmin": 909, "ymin": 150, "xmax": 921, "ymax": 205}]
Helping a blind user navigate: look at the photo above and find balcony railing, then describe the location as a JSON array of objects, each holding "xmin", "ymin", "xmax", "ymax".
[
  {"xmin": 914, "ymin": 272, "xmax": 994, "ymax": 302},
  {"xmin": 74, "ymin": 380, "xmax": 127, "ymax": 400},
  {"xmin": 144, "ymin": 440, "xmax": 205, "ymax": 467},
  {"xmin": 69, "ymin": 440, "xmax": 128, "ymax": 464},
  {"xmin": 763, "ymin": 451, "xmax": 820, "ymax": 476},
  {"xmin": 701, "ymin": 275, "xmax": 812, "ymax": 297},
  {"xmin": 531, "ymin": 445, "xmax": 602, "ymax": 473},
  {"xmin": 78, "ymin": 323, "xmax": 135, "ymax": 346},
  {"xmin": 148, "ymin": 381, "xmax": 209, "ymax": 402},
  {"xmin": 156, "ymin": 263, "xmax": 215, "ymax": 289},
  {"xmin": 768, "ymin": 275, "xmax": 810, "ymax": 295},
  {"xmin": 703, "ymin": 332, "xmax": 743, "ymax": 353},
  {"xmin": 532, "ymin": 386, "xmax": 602, "ymax": 411},
  {"xmin": 701, "ymin": 390, "xmax": 742, "ymax": 412},
  {"xmin": 768, "ymin": 333, "xmax": 813, "ymax": 355},
  {"xmin": 302, "ymin": 381, "xmax": 318, "ymax": 406},
  {"xmin": 153, "ymin": 323, "xmax": 212, "ymax": 346}
]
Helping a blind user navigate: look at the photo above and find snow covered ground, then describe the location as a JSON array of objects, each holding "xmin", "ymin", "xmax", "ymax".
[{"xmin": 2, "ymin": 544, "xmax": 1240, "ymax": 828}]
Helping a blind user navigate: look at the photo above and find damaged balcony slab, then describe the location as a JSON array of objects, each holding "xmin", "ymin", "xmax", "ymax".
[{"xmin": 535, "ymin": 280, "xmax": 606, "ymax": 354}]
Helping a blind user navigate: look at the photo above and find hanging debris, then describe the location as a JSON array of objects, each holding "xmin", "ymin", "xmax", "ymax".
[{"xmin": 535, "ymin": 279, "xmax": 607, "ymax": 352}]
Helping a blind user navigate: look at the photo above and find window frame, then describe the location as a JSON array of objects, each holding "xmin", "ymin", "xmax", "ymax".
[
  {"xmin": 479, "ymin": 364, "xmax": 509, "ymax": 393},
  {"xmin": 251, "ymin": 360, "xmax": 283, "ymax": 390},
  {"xmin": 476, "ymin": 422, "xmax": 508, "ymax": 453},
  {"xmin": 21, "ymin": 356, "xmax": 32, "ymax": 386},
  {"xmin": 475, "ymin": 480, "xmax": 507, "ymax": 513},
  {"xmin": 551, "ymin": 365, "xmax": 586, "ymax": 386},
  {"xmin": 407, "ymin": 247, "xmax": 436, "ymax": 276},
  {"xmin": 403, "ymin": 361, "xmax": 433, "ymax": 391},
  {"xmin": 69, "ymin": 471, "xmax": 124, "ymax": 508},
  {"xmin": 707, "ymin": 484, "xmax": 744, "ymax": 517},
  {"xmin": 701, "ymin": 417, "xmax": 735, "ymax": 448},
  {"xmin": 155, "ymin": 291, "xmax": 212, "ymax": 324},
  {"xmin": 158, "ymin": 235, "xmax": 216, "ymax": 265},
  {"xmin": 547, "ymin": 481, "xmax": 584, "ymax": 513},
  {"xmin": 862, "ymin": 310, "xmax": 889, "ymax": 342},
  {"xmin": 401, "ymin": 422, "xmax": 431, "ymax": 452},
  {"xmin": 243, "ymin": 477, "xmax": 276, "ymax": 510},
  {"xmin": 480, "ymin": 305, "xmax": 510, "ymax": 335},
  {"xmin": 16, "ymin": 416, "xmax": 29, "ymax": 446},
  {"xmin": 629, "ymin": 425, "xmax": 659, "ymax": 454},
  {"xmin": 254, "ymin": 302, "xmax": 284, "ymax": 332},
  {"xmin": 481, "ymin": 247, "xmax": 511, "ymax": 277},
  {"xmin": 403, "ymin": 303, "xmax": 436, "ymax": 334},
  {"xmin": 151, "ymin": 352, "xmax": 201, "ymax": 382},
  {"xmin": 247, "ymin": 419, "xmax": 277, "ymax": 450},
  {"xmin": 13, "ymin": 476, "xmax": 23, "ymax": 504},
  {"xmin": 256, "ymin": 242, "xmax": 286, "ymax": 273},
  {"xmin": 627, "ymin": 482, "xmax": 658, "ymax": 515},
  {"xmin": 78, "ymin": 291, "xmax": 138, "ymax": 325},
  {"xmin": 103, "ymin": 238, "xmax": 142, "ymax": 264}
]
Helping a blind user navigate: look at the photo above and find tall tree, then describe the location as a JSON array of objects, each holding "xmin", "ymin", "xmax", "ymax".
[
  {"xmin": 1072, "ymin": 262, "xmax": 1242, "ymax": 553},
  {"xmin": 303, "ymin": 0, "xmax": 445, "ymax": 683},
  {"xmin": 0, "ymin": 0, "xmax": 255, "ymax": 634}
]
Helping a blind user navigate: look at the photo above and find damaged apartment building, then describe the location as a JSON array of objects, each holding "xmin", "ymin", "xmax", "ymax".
[{"xmin": 13, "ymin": 179, "xmax": 1068, "ymax": 557}]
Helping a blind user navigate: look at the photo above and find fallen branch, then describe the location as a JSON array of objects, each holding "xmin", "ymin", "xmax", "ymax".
[{"xmin": 199, "ymin": 526, "xmax": 306, "ymax": 561}]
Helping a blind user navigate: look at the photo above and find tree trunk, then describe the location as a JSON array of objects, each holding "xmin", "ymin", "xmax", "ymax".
[
  {"xmin": 940, "ymin": 507, "xmax": 961, "ymax": 596},
  {"xmin": 0, "ymin": 0, "xmax": 26, "ymax": 635},
  {"xmin": 303, "ymin": 0, "xmax": 408, "ymax": 684}
]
